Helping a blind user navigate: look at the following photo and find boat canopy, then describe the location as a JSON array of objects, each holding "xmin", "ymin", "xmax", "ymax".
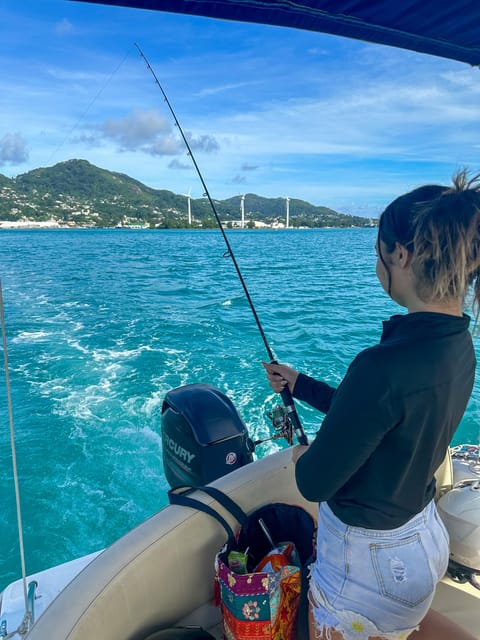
[{"xmin": 72, "ymin": 1, "xmax": 480, "ymax": 66}]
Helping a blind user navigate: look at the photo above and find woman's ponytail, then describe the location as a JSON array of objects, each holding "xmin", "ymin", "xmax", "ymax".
[{"xmin": 410, "ymin": 171, "xmax": 480, "ymax": 310}]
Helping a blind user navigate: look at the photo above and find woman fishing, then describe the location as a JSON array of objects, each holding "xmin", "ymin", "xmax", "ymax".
[{"xmin": 264, "ymin": 169, "xmax": 480, "ymax": 640}]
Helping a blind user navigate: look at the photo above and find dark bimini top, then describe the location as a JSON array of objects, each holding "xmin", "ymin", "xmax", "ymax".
[{"xmin": 294, "ymin": 312, "xmax": 476, "ymax": 529}]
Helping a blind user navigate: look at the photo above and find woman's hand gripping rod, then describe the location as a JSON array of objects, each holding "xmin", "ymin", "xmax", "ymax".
[{"xmin": 135, "ymin": 43, "xmax": 308, "ymax": 447}]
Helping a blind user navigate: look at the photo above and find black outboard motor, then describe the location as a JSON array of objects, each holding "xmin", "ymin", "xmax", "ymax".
[{"xmin": 161, "ymin": 383, "xmax": 254, "ymax": 488}]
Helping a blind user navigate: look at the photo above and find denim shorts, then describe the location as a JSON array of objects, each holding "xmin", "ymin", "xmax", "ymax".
[{"xmin": 309, "ymin": 499, "xmax": 449, "ymax": 640}]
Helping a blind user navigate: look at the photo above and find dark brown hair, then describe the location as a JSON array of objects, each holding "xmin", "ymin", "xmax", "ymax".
[{"xmin": 378, "ymin": 169, "xmax": 480, "ymax": 313}]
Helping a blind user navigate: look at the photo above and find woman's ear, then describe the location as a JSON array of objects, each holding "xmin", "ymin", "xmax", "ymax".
[{"xmin": 394, "ymin": 242, "xmax": 412, "ymax": 268}]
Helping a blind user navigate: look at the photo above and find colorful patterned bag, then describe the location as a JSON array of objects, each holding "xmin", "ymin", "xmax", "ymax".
[{"xmin": 169, "ymin": 487, "xmax": 316, "ymax": 640}]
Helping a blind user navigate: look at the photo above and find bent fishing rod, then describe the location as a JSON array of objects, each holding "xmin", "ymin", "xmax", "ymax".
[{"xmin": 135, "ymin": 43, "xmax": 308, "ymax": 447}]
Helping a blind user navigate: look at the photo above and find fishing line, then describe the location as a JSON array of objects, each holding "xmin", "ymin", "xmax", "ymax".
[
  {"xmin": 135, "ymin": 43, "xmax": 308, "ymax": 446},
  {"xmin": 45, "ymin": 47, "xmax": 132, "ymax": 168}
]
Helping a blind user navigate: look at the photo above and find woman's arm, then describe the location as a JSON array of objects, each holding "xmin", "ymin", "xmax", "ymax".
[
  {"xmin": 294, "ymin": 351, "xmax": 393, "ymax": 503},
  {"xmin": 263, "ymin": 362, "xmax": 336, "ymax": 413}
]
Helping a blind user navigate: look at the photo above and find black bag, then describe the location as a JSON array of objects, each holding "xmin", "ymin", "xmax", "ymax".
[
  {"xmin": 236, "ymin": 501, "xmax": 316, "ymax": 571},
  {"xmin": 168, "ymin": 486, "xmax": 316, "ymax": 639},
  {"xmin": 168, "ymin": 486, "xmax": 315, "ymax": 569}
]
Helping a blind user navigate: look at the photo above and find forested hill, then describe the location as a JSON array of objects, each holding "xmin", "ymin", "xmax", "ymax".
[{"xmin": 0, "ymin": 159, "xmax": 377, "ymax": 229}]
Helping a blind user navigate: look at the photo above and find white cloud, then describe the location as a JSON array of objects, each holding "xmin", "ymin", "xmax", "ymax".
[
  {"xmin": 55, "ymin": 18, "xmax": 73, "ymax": 35},
  {"xmin": 86, "ymin": 110, "xmax": 222, "ymax": 158},
  {"xmin": 168, "ymin": 159, "xmax": 192, "ymax": 170},
  {"xmin": 98, "ymin": 109, "xmax": 180, "ymax": 154},
  {"xmin": 186, "ymin": 132, "xmax": 219, "ymax": 153},
  {"xmin": 146, "ymin": 135, "xmax": 180, "ymax": 156},
  {"xmin": 193, "ymin": 64, "xmax": 480, "ymax": 164},
  {"xmin": 231, "ymin": 174, "xmax": 246, "ymax": 184},
  {"xmin": 0, "ymin": 132, "xmax": 29, "ymax": 166},
  {"xmin": 195, "ymin": 81, "xmax": 260, "ymax": 97}
]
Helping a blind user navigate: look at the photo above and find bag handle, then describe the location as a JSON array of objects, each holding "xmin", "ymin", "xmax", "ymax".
[{"xmin": 168, "ymin": 486, "xmax": 248, "ymax": 544}]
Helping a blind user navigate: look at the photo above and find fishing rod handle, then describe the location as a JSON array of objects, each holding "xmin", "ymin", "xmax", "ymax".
[
  {"xmin": 280, "ymin": 386, "xmax": 309, "ymax": 446},
  {"xmin": 269, "ymin": 359, "xmax": 308, "ymax": 446}
]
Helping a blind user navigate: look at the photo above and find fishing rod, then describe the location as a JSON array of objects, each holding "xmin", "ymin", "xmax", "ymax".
[{"xmin": 135, "ymin": 43, "xmax": 308, "ymax": 447}]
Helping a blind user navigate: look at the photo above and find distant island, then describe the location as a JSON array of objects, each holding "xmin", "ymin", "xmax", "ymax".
[{"xmin": 0, "ymin": 159, "xmax": 378, "ymax": 230}]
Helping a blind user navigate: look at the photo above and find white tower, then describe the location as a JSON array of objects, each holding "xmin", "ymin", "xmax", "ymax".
[
  {"xmin": 285, "ymin": 196, "xmax": 290, "ymax": 229},
  {"xmin": 184, "ymin": 188, "xmax": 192, "ymax": 225},
  {"xmin": 240, "ymin": 194, "xmax": 245, "ymax": 229}
]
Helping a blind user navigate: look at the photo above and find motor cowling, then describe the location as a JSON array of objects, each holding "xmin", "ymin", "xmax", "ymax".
[
  {"xmin": 437, "ymin": 480, "xmax": 480, "ymax": 576},
  {"xmin": 161, "ymin": 383, "xmax": 254, "ymax": 488}
]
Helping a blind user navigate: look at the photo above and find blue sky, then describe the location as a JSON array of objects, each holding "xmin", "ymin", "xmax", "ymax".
[{"xmin": 1, "ymin": 1, "xmax": 479, "ymax": 217}]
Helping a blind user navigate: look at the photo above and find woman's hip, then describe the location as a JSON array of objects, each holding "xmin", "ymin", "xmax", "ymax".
[{"xmin": 309, "ymin": 500, "xmax": 449, "ymax": 635}]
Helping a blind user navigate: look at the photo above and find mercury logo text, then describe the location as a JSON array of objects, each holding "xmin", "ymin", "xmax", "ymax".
[{"xmin": 165, "ymin": 435, "xmax": 195, "ymax": 464}]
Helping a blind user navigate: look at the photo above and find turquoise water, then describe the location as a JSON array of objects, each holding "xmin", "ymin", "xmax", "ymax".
[{"xmin": 0, "ymin": 228, "xmax": 479, "ymax": 590}]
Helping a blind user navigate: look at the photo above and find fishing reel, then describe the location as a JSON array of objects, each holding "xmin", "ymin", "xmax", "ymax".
[{"xmin": 253, "ymin": 405, "xmax": 294, "ymax": 447}]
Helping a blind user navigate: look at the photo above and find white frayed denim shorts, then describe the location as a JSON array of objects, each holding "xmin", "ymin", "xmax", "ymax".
[{"xmin": 309, "ymin": 499, "xmax": 449, "ymax": 640}]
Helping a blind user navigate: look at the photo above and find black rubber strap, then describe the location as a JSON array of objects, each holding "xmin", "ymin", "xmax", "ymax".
[{"xmin": 168, "ymin": 486, "xmax": 248, "ymax": 543}]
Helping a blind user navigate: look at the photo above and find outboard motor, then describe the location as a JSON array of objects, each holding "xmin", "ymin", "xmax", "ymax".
[
  {"xmin": 437, "ymin": 479, "xmax": 480, "ymax": 590},
  {"xmin": 161, "ymin": 384, "xmax": 254, "ymax": 488},
  {"xmin": 451, "ymin": 444, "xmax": 480, "ymax": 484}
]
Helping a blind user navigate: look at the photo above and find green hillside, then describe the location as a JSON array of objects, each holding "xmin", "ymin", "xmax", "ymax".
[{"xmin": 0, "ymin": 160, "xmax": 377, "ymax": 229}]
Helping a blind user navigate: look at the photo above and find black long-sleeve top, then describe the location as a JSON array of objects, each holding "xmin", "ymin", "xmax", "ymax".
[{"xmin": 294, "ymin": 312, "xmax": 476, "ymax": 529}]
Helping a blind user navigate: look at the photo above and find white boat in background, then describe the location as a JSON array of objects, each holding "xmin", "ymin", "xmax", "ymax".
[
  {"xmin": 0, "ymin": 552, "xmax": 102, "ymax": 638},
  {"xmin": 1, "ymin": 1, "xmax": 480, "ymax": 638}
]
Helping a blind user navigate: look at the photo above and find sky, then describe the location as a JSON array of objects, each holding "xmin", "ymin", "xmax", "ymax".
[{"xmin": 1, "ymin": 1, "xmax": 479, "ymax": 218}]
